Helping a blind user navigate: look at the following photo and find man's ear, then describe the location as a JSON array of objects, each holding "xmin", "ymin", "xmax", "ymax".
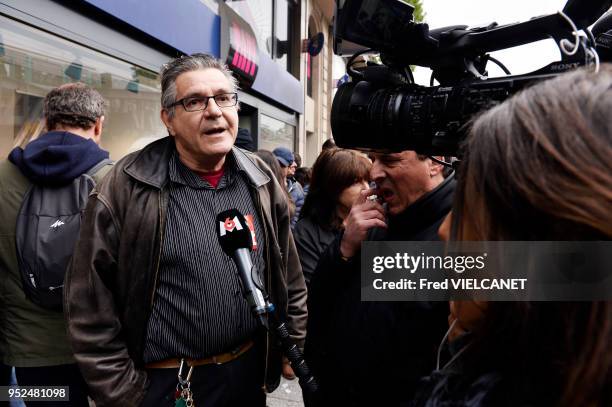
[
  {"xmin": 92, "ymin": 116, "xmax": 104, "ymax": 144},
  {"xmin": 161, "ymin": 109, "xmax": 175, "ymax": 136},
  {"xmin": 429, "ymin": 156, "xmax": 444, "ymax": 177}
]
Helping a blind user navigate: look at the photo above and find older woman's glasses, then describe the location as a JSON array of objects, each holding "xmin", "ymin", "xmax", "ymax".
[{"xmin": 170, "ymin": 92, "xmax": 238, "ymax": 112}]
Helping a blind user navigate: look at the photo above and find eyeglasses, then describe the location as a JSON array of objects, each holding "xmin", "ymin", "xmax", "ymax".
[{"xmin": 170, "ymin": 92, "xmax": 238, "ymax": 112}]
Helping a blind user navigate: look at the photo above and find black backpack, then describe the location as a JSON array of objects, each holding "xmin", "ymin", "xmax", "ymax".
[{"xmin": 15, "ymin": 158, "xmax": 113, "ymax": 311}]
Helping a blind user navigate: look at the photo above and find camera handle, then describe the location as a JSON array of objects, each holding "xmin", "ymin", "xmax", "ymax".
[{"xmin": 557, "ymin": 10, "xmax": 601, "ymax": 71}]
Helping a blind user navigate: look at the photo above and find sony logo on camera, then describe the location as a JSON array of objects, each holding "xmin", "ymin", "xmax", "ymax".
[
  {"xmin": 598, "ymin": 33, "xmax": 612, "ymax": 47},
  {"xmin": 550, "ymin": 62, "xmax": 581, "ymax": 71}
]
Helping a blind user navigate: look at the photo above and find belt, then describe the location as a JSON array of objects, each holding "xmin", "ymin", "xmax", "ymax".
[{"xmin": 145, "ymin": 340, "xmax": 254, "ymax": 369}]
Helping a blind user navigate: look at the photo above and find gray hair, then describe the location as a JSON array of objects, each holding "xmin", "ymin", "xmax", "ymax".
[
  {"xmin": 160, "ymin": 53, "xmax": 238, "ymax": 118},
  {"xmin": 44, "ymin": 82, "xmax": 106, "ymax": 130}
]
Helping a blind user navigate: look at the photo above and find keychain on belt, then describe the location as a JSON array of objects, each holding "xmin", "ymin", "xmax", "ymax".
[{"xmin": 174, "ymin": 359, "xmax": 195, "ymax": 407}]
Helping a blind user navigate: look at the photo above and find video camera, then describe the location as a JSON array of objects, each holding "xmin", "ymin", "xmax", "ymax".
[{"xmin": 331, "ymin": 0, "xmax": 612, "ymax": 155}]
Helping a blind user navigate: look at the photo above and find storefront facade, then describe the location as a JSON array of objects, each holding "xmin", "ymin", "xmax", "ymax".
[
  {"xmin": 0, "ymin": 0, "xmax": 303, "ymax": 160},
  {"xmin": 302, "ymin": 0, "xmax": 343, "ymax": 166}
]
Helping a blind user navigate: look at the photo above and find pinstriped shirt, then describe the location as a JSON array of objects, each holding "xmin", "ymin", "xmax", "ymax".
[{"xmin": 143, "ymin": 151, "xmax": 264, "ymax": 363}]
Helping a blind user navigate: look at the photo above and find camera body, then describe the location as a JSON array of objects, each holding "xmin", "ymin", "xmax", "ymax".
[{"xmin": 331, "ymin": 0, "xmax": 612, "ymax": 155}]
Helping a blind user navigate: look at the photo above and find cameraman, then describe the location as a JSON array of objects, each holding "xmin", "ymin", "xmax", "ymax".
[{"xmin": 305, "ymin": 151, "xmax": 455, "ymax": 406}]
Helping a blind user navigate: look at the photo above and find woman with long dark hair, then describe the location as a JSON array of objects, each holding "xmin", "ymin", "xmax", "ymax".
[
  {"xmin": 293, "ymin": 148, "xmax": 371, "ymax": 286},
  {"xmin": 415, "ymin": 66, "xmax": 612, "ymax": 406}
]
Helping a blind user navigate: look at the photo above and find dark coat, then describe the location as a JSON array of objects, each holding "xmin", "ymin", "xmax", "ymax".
[
  {"xmin": 407, "ymin": 333, "xmax": 507, "ymax": 407},
  {"xmin": 288, "ymin": 178, "xmax": 305, "ymax": 228},
  {"xmin": 305, "ymin": 176, "xmax": 456, "ymax": 406},
  {"xmin": 293, "ymin": 216, "xmax": 338, "ymax": 287}
]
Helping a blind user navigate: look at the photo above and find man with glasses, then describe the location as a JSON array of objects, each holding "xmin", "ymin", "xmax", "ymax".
[{"xmin": 64, "ymin": 54, "xmax": 307, "ymax": 407}]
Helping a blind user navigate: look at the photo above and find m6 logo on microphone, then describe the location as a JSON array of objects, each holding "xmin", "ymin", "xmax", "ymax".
[{"xmin": 219, "ymin": 216, "xmax": 244, "ymax": 236}]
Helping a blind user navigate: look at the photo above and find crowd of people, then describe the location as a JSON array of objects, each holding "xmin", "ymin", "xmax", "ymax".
[{"xmin": 0, "ymin": 53, "xmax": 610, "ymax": 407}]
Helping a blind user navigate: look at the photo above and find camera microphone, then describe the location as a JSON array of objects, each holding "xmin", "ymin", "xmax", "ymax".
[{"xmin": 216, "ymin": 209, "xmax": 270, "ymax": 325}]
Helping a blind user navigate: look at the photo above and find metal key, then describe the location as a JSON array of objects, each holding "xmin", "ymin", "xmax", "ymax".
[{"xmin": 174, "ymin": 359, "xmax": 195, "ymax": 407}]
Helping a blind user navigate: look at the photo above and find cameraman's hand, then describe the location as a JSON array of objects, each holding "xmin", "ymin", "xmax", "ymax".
[{"xmin": 340, "ymin": 188, "xmax": 387, "ymax": 259}]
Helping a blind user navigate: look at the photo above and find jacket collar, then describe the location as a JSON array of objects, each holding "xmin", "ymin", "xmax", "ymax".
[
  {"xmin": 368, "ymin": 174, "xmax": 456, "ymax": 241},
  {"xmin": 386, "ymin": 175, "xmax": 456, "ymax": 238},
  {"xmin": 123, "ymin": 136, "xmax": 270, "ymax": 189}
]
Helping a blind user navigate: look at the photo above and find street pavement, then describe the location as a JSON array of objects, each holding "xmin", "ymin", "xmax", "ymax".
[{"xmin": 268, "ymin": 376, "xmax": 305, "ymax": 407}]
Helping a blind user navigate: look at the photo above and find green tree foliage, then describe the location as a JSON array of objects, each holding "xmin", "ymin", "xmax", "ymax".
[
  {"xmin": 400, "ymin": 0, "xmax": 426, "ymax": 23},
  {"xmin": 367, "ymin": 0, "xmax": 426, "ymax": 68}
]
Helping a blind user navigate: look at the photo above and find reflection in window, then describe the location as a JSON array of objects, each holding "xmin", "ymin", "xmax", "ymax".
[
  {"xmin": 0, "ymin": 15, "xmax": 166, "ymax": 160},
  {"xmin": 13, "ymin": 93, "xmax": 44, "ymax": 149},
  {"xmin": 226, "ymin": 0, "xmax": 273, "ymax": 59},
  {"xmin": 274, "ymin": 0, "xmax": 290, "ymax": 71},
  {"xmin": 226, "ymin": 0, "xmax": 297, "ymax": 75},
  {"xmin": 259, "ymin": 114, "xmax": 295, "ymax": 152}
]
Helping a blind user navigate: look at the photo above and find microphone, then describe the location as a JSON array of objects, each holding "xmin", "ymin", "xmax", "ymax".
[
  {"xmin": 216, "ymin": 209, "xmax": 271, "ymax": 324},
  {"xmin": 215, "ymin": 208, "xmax": 319, "ymax": 394}
]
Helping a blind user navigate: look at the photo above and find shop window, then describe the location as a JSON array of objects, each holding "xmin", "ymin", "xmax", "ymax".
[
  {"xmin": 0, "ymin": 15, "xmax": 166, "ymax": 160},
  {"xmin": 274, "ymin": 0, "xmax": 297, "ymax": 73},
  {"xmin": 226, "ymin": 0, "xmax": 298, "ymax": 75},
  {"xmin": 258, "ymin": 114, "xmax": 295, "ymax": 152},
  {"xmin": 306, "ymin": 17, "xmax": 316, "ymax": 98},
  {"xmin": 226, "ymin": 0, "xmax": 273, "ymax": 59}
]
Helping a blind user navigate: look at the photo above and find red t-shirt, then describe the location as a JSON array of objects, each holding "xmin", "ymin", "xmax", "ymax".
[{"xmin": 197, "ymin": 167, "xmax": 224, "ymax": 188}]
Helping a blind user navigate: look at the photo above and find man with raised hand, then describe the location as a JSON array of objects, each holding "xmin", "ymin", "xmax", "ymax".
[{"xmin": 306, "ymin": 151, "xmax": 455, "ymax": 406}]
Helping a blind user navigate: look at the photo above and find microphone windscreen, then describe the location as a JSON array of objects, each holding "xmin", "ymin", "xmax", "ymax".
[{"xmin": 216, "ymin": 209, "xmax": 253, "ymax": 254}]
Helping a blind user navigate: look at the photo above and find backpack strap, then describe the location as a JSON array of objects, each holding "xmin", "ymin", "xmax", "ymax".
[{"xmin": 86, "ymin": 158, "xmax": 114, "ymax": 184}]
